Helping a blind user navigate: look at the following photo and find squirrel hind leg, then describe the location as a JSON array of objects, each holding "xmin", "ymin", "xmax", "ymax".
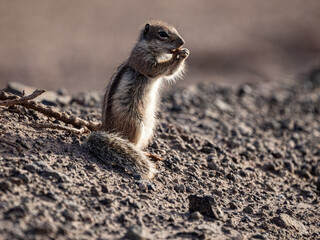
[
  {"xmin": 83, "ymin": 131, "xmax": 157, "ymax": 180},
  {"xmin": 144, "ymin": 160, "xmax": 157, "ymax": 180}
]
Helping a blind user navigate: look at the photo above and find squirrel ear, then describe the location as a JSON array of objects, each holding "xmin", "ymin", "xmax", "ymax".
[{"xmin": 144, "ymin": 23, "xmax": 150, "ymax": 35}]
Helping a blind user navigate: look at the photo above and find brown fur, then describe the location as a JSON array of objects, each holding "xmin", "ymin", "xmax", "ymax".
[
  {"xmin": 87, "ymin": 20, "xmax": 189, "ymax": 179},
  {"xmin": 85, "ymin": 131, "xmax": 156, "ymax": 179}
]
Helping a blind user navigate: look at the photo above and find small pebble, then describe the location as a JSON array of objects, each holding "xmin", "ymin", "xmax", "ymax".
[
  {"xmin": 62, "ymin": 209, "xmax": 76, "ymax": 221},
  {"xmin": 174, "ymin": 184, "xmax": 185, "ymax": 193},
  {"xmin": 0, "ymin": 181, "xmax": 12, "ymax": 192},
  {"xmin": 208, "ymin": 162, "xmax": 218, "ymax": 170},
  {"xmin": 90, "ymin": 187, "xmax": 100, "ymax": 197},
  {"xmin": 229, "ymin": 202, "xmax": 238, "ymax": 210},
  {"xmin": 243, "ymin": 206, "xmax": 254, "ymax": 214}
]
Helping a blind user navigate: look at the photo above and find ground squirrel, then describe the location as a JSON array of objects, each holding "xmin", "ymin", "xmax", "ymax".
[{"xmin": 85, "ymin": 20, "xmax": 189, "ymax": 179}]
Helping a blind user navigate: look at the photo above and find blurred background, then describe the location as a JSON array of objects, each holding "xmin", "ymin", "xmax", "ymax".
[{"xmin": 0, "ymin": 0, "xmax": 319, "ymax": 93}]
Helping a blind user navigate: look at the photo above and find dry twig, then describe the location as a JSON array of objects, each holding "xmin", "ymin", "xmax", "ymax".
[
  {"xmin": 0, "ymin": 90, "xmax": 101, "ymax": 131},
  {"xmin": 0, "ymin": 91, "xmax": 18, "ymax": 100},
  {"xmin": 0, "ymin": 89, "xmax": 45, "ymax": 106},
  {"xmin": 30, "ymin": 123, "xmax": 89, "ymax": 135}
]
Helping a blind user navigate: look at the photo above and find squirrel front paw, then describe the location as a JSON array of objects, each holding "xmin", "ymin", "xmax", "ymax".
[{"xmin": 178, "ymin": 48, "xmax": 190, "ymax": 59}]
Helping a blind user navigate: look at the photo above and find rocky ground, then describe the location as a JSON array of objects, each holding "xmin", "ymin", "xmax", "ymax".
[{"xmin": 0, "ymin": 69, "xmax": 320, "ymax": 240}]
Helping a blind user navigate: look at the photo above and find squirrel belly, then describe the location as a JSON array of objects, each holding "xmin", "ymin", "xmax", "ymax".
[{"xmin": 84, "ymin": 131, "xmax": 157, "ymax": 179}]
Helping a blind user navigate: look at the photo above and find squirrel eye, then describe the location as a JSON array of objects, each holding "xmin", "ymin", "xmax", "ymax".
[{"xmin": 158, "ymin": 31, "xmax": 169, "ymax": 38}]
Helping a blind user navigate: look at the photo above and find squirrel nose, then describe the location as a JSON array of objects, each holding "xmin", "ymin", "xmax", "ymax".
[{"xmin": 179, "ymin": 37, "xmax": 185, "ymax": 46}]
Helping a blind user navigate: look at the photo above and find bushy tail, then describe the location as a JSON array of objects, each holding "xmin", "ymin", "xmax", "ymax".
[{"xmin": 83, "ymin": 131, "xmax": 157, "ymax": 179}]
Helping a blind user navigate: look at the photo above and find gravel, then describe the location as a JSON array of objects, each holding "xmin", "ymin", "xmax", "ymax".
[{"xmin": 0, "ymin": 70, "xmax": 319, "ymax": 239}]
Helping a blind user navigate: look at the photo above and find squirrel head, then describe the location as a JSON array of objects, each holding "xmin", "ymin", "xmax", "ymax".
[{"xmin": 139, "ymin": 20, "xmax": 185, "ymax": 53}]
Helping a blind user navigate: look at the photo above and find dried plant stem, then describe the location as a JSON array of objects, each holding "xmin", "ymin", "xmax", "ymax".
[
  {"xmin": 0, "ymin": 90, "xmax": 101, "ymax": 131},
  {"xmin": 21, "ymin": 101, "xmax": 101, "ymax": 131},
  {"xmin": 0, "ymin": 89, "xmax": 45, "ymax": 106},
  {"xmin": 30, "ymin": 123, "xmax": 89, "ymax": 135}
]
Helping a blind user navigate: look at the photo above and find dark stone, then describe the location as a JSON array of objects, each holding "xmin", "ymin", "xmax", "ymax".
[
  {"xmin": 208, "ymin": 162, "xmax": 218, "ymax": 170},
  {"xmin": 200, "ymin": 146, "xmax": 215, "ymax": 154},
  {"xmin": 62, "ymin": 209, "xmax": 76, "ymax": 221},
  {"xmin": 118, "ymin": 214, "xmax": 129, "ymax": 224},
  {"xmin": 207, "ymin": 154, "xmax": 216, "ymax": 161},
  {"xmin": 101, "ymin": 185, "xmax": 109, "ymax": 193},
  {"xmin": 99, "ymin": 198, "xmax": 113, "ymax": 207},
  {"xmin": 263, "ymin": 162, "xmax": 277, "ymax": 172},
  {"xmin": 270, "ymin": 216, "xmax": 286, "ymax": 228},
  {"xmin": 200, "ymin": 141, "xmax": 216, "ymax": 154},
  {"xmin": 272, "ymin": 151, "xmax": 283, "ymax": 159},
  {"xmin": 243, "ymin": 206, "xmax": 254, "ymax": 214},
  {"xmin": 4, "ymin": 205, "xmax": 28, "ymax": 221},
  {"xmin": 229, "ymin": 202, "xmax": 238, "ymax": 210},
  {"xmin": 56, "ymin": 226, "xmax": 68, "ymax": 236},
  {"xmin": 0, "ymin": 180, "xmax": 12, "ymax": 192},
  {"xmin": 174, "ymin": 184, "xmax": 185, "ymax": 193},
  {"xmin": 251, "ymin": 234, "xmax": 266, "ymax": 239},
  {"xmin": 188, "ymin": 195, "xmax": 218, "ymax": 218},
  {"xmin": 90, "ymin": 187, "xmax": 100, "ymax": 197},
  {"xmin": 226, "ymin": 172, "xmax": 237, "ymax": 182},
  {"xmin": 138, "ymin": 182, "xmax": 148, "ymax": 192}
]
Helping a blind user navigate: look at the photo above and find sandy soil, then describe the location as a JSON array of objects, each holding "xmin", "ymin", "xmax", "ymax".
[
  {"xmin": 0, "ymin": 68, "xmax": 319, "ymax": 239},
  {"xmin": 0, "ymin": 2, "xmax": 320, "ymax": 238}
]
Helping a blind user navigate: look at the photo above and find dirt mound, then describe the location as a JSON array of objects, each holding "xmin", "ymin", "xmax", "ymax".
[{"xmin": 0, "ymin": 72, "xmax": 319, "ymax": 239}]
